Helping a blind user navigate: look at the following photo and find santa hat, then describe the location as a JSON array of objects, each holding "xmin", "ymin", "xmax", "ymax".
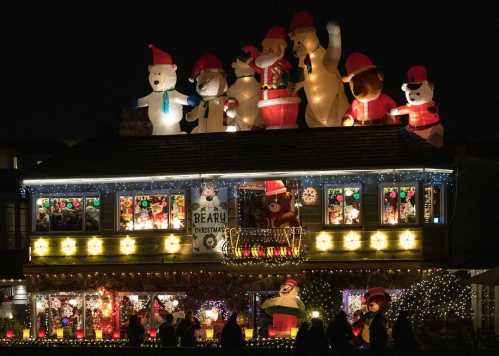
[
  {"xmin": 407, "ymin": 65, "xmax": 428, "ymax": 83},
  {"xmin": 342, "ymin": 52, "xmax": 376, "ymax": 83},
  {"xmin": 365, "ymin": 287, "xmax": 391, "ymax": 303},
  {"xmin": 289, "ymin": 11, "xmax": 315, "ymax": 34},
  {"xmin": 264, "ymin": 180, "xmax": 287, "ymax": 196},
  {"xmin": 264, "ymin": 26, "xmax": 287, "ymax": 42},
  {"xmin": 149, "ymin": 44, "xmax": 173, "ymax": 65},
  {"xmin": 189, "ymin": 53, "xmax": 224, "ymax": 83},
  {"xmin": 283, "ymin": 278, "xmax": 298, "ymax": 287}
]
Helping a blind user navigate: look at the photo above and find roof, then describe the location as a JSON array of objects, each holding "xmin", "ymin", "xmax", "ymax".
[{"xmin": 24, "ymin": 125, "xmax": 453, "ymax": 179}]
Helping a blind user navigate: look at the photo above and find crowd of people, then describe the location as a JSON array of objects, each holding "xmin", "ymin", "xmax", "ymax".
[{"xmin": 125, "ymin": 309, "xmax": 475, "ymax": 353}]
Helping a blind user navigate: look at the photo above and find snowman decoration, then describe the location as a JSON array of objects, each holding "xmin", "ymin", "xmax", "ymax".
[
  {"xmin": 136, "ymin": 44, "xmax": 199, "ymax": 135},
  {"xmin": 261, "ymin": 278, "xmax": 306, "ymax": 336},
  {"xmin": 225, "ymin": 50, "xmax": 263, "ymax": 130}
]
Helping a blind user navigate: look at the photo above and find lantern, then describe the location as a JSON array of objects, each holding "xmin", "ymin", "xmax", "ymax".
[
  {"xmin": 22, "ymin": 328, "xmax": 30, "ymax": 340},
  {"xmin": 56, "ymin": 328, "xmax": 64, "ymax": 339},
  {"xmin": 268, "ymin": 326, "xmax": 276, "ymax": 337},
  {"xmin": 242, "ymin": 247, "xmax": 251, "ymax": 257},
  {"xmin": 5, "ymin": 329, "xmax": 14, "ymax": 338},
  {"xmin": 266, "ymin": 247, "xmax": 274, "ymax": 257},
  {"xmin": 112, "ymin": 330, "xmax": 121, "ymax": 339},
  {"xmin": 37, "ymin": 328, "xmax": 46, "ymax": 338},
  {"xmin": 258, "ymin": 246, "xmax": 265, "ymax": 257},
  {"xmin": 235, "ymin": 247, "xmax": 242, "ymax": 258},
  {"xmin": 274, "ymin": 247, "xmax": 281, "ymax": 257},
  {"xmin": 148, "ymin": 328, "xmax": 157, "ymax": 338},
  {"xmin": 76, "ymin": 329, "xmax": 84, "ymax": 339},
  {"xmin": 280, "ymin": 246, "xmax": 287, "ymax": 256},
  {"xmin": 290, "ymin": 327, "xmax": 299, "ymax": 338},
  {"xmin": 95, "ymin": 329, "xmax": 103, "ymax": 340},
  {"xmin": 205, "ymin": 328, "xmax": 214, "ymax": 339},
  {"xmin": 244, "ymin": 328, "xmax": 254, "ymax": 340},
  {"xmin": 286, "ymin": 246, "xmax": 293, "ymax": 256},
  {"xmin": 251, "ymin": 246, "xmax": 259, "ymax": 257}
]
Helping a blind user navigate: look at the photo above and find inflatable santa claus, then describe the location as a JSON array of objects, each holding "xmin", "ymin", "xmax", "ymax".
[{"xmin": 244, "ymin": 26, "xmax": 301, "ymax": 129}]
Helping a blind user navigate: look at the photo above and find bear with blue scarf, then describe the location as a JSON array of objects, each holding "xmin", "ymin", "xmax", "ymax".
[{"xmin": 136, "ymin": 44, "xmax": 199, "ymax": 135}]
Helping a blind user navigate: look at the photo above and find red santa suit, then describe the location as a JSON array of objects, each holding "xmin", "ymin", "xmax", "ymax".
[
  {"xmin": 396, "ymin": 102, "xmax": 439, "ymax": 130},
  {"xmin": 346, "ymin": 94, "xmax": 397, "ymax": 125}
]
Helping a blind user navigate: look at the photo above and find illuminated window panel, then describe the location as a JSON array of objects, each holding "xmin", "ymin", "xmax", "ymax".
[
  {"xmin": 424, "ymin": 185, "xmax": 444, "ymax": 224},
  {"xmin": 119, "ymin": 192, "xmax": 185, "ymax": 231},
  {"xmin": 170, "ymin": 194, "xmax": 186, "ymax": 230},
  {"xmin": 85, "ymin": 197, "xmax": 101, "ymax": 231},
  {"xmin": 382, "ymin": 185, "xmax": 417, "ymax": 225},
  {"xmin": 34, "ymin": 195, "xmax": 100, "ymax": 233},
  {"xmin": 325, "ymin": 186, "xmax": 361, "ymax": 225}
]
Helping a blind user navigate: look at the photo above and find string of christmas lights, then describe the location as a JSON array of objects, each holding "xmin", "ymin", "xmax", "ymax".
[{"xmin": 22, "ymin": 171, "xmax": 453, "ymax": 196}]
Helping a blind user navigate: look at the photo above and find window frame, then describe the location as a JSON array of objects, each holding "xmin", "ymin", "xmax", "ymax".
[
  {"xmin": 379, "ymin": 182, "xmax": 419, "ymax": 226},
  {"xmin": 323, "ymin": 184, "xmax": 363, "ymax": 227},
  {"xmin": 32, "ymin": 192, "xmax": 101, "ymax": 233},
  {"xmin": 423, "ymin": 183, "xmax": 446, "ymax": 224},
  {"xmin": 116, "ymin": 190, "xmax": 187, "ymax": 232}
]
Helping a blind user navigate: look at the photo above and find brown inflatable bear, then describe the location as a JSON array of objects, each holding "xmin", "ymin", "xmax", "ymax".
[
  {"xmin": 263, "ymin": 180, "xmax": 300, "ymax": 228},
  {"xmin": 342, "ymin": 53, "xmax": 398, "ymax": 126}
]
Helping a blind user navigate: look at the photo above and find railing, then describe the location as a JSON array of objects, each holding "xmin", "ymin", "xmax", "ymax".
[{"xmin": 222, "ymin": 227, "xmax": 305, "ymax": 266}]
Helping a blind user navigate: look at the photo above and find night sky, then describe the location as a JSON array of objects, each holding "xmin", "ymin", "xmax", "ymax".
[{"xmin": 1, "ymin": 1, "xmax": 497, "ymax": 142}]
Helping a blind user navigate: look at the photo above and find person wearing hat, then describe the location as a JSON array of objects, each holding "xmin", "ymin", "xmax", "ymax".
[
  {"xmin": 342, "ymin": 52, "xmax": 398, "ymax": 126},
  {"xmin": 136, "ymin": 44, "xmax": 200, "ymax": 135},
  {"xmin": 391, "ymin": 65, "xmax": 444, "ymax": 147},
  {"xmin": 186, "ymin": 53, "xmax": 234, "ymax": 133},
  {"xmin": 261, "ymin": 278, "xmax": 306, "ymax": 337},
  {"xmin": 288, "ymin": 11, "xmax": 349, "ymax": 127}
]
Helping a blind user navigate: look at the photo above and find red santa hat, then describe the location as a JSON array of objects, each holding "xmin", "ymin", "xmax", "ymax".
[
  {"xmin": 149, "ymin": 44, "xmax": 173, "ymax": 65},
  {"xmin": 264, "ymin": 26, "xmax": 288, "ymax": 42},
  {"xmin": 264, "ymin": 180, "xmax": 287, "ymax": 196},
  {"xmin": 289, "ymin": 11, "xmax": 315, "ymax": 34},
  {"xmin": 365, "ymin": 287, "xmax": 391, "ymax": 303},
  {"xmin": 189, "ymin": 53, "xmax": 224, "ymax": 83},
  {"xmin": 283, "ymin": 278, "xmax": 298, "ymax": 287},
  {"xmin": 342, "ymin": 52, "xmax": 376, "ymax": 83},
  {"xmin": 407, "ymin": 65, "xmax": 428, "ymax": 84}
]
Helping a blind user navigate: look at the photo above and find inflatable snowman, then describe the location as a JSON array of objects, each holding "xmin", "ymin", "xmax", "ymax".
[{"xmin": 137, "ymin": 44, "xmax": 199, "ymax": 135}]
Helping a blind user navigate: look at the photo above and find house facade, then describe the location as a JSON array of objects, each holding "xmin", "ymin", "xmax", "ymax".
[{"xmin": 21, "ymin": 126, "xmax": 455, "ymax": 339}]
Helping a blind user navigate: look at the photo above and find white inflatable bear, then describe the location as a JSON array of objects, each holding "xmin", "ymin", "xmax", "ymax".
[
  {"xmin": 137, "ymin": 44, "xmax": 199, "ymax": 135},
  {"xmin": 226, "ymin": 53, "xmax": 262, "ymax": 131},
  {"xmin": 186, "ymin": 53, "xmax": 231, "ymax": 133}
]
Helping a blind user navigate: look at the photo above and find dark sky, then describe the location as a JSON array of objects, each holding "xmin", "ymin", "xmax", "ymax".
[{"xmin": 1, "ymin": 1, "xmax": 497, "ymax": 142}]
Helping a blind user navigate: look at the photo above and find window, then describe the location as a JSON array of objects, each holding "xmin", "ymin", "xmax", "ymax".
[
  {"xmin": 424, "ymin": 184, "xmax": 445, "ymax": 224},
  {"xmin": 34, "ymin": 194, "xmax": 100, "ymax": 232},
  {"xmin": 325, "ymin": 186, "xmax": 361, "ymax": 225},
  {"xmin": 118, "ymin": 192, "xmax": 185, "ymax": 231},
  {"xmin": 381, "ymin": 184, "xmax": 417, "ymax": 225}
]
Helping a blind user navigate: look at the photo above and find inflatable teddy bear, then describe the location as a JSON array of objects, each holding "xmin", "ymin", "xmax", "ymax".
[
  {"xmin": 342, "ymin": 53, "xmax": 398, "ymax": 126},
  {"xmin": 261, "ymin": 278, "xmax": 306, "ymax": 337},
  {"xmin": 289, "ymin": 11, "xmax": 349, "ymax": 127},
  {"xmin": 186, "ymin": 53, "xmax": 233, "ymax": 133},
  {"xmin": 136, "ymin": 44, "xmax": 199, "ymax": 135},
  {"xmin": 263, "ymin": 180, "xmax": 300, "ymax": 228},
  {"xmin": 352, "ymin": 287, "xmax": 391, "ymax": 347},
  {"xmin": 390, "ymin": 65, "xmax": 444, "ymax": 147}
]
